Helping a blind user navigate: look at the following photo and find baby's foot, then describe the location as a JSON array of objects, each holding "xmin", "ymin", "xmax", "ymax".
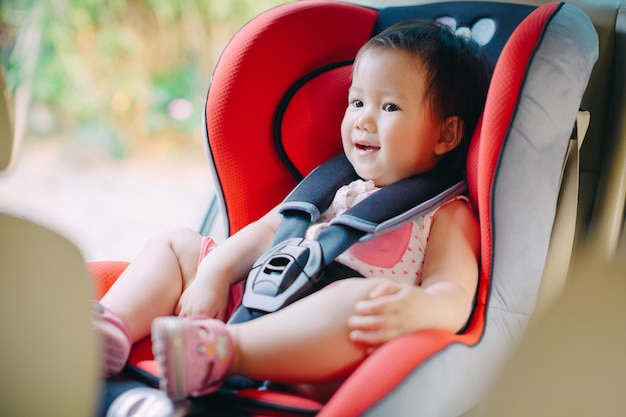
[
  {"xmin": 151, "ymin": 316, "xmax": 233, "ymax": 401},
  {"xmin": 91, "ymin": 302, "xmax": 132, "ymax": 376}
]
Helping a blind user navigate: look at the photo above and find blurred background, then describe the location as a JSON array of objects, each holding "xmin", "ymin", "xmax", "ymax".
[{"xmin": 0, "ymin": 0, "xmax": 288, "ymax": 261}]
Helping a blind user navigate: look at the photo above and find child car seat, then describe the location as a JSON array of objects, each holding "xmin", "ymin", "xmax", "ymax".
[{"xmin": 90, "ymin": 1, "xmax": 598, "ymax": 416}]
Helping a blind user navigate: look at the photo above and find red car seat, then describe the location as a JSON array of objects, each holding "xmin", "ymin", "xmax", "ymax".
[{"xmin": 90, "ymin": 1, "xmax": 598, "ymax": 416}]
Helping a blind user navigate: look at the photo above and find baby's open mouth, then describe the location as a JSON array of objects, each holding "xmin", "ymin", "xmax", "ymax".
[{"xmin": 355, "ymin": 143, "xmax": 380, "ymax": 153}]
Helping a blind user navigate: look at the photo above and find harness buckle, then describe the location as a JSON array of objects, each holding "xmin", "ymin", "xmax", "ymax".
[{"xmin": 242, "ymin": 237, "xmax": 323, "ymax": 313}]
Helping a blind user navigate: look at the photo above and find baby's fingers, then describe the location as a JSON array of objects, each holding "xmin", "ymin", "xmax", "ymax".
[
  {"xmin": 348, "ymin": 313, "xmax": 388, "ymax": 346},
  {"xmin": 349, "ymin": 328, "xmax": 394, "ymax": 346},
  {"xmin": 348, "ymin": 313, "xmax": 383, "ymax": 331},
  {"xmin": 369, "ymin": 281, "xmax": 401, "ymax": 299},
  {"xmin": 354, "ymin": 294, "xmax": 399, "ymax": 316},
  {"xmin": 354, "ymin": 298, "xmax": 383, "ymax": 316}
]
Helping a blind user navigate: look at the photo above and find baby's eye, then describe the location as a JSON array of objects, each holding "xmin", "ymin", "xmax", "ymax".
[
  {"xmin": 351, "ymin": 99, "xmax": 364, "ymax": 108},
  {"xmin": 383, "ymin": 103, "xmax": 400, "ymax": 112}
]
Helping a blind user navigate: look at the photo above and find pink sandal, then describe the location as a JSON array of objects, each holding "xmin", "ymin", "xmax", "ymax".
[
  {"xmin": 91, "ymin": 302, "xmax": 132, "ymax": 376},
  {"xmin": 151, "ymin": 316, "xmax": 233, "ymax": 401}
]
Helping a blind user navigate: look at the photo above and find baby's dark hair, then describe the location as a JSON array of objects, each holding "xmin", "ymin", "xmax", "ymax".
[{"xmin": 356, "ymin": 20, "xmax": 493, "ymax": 170}]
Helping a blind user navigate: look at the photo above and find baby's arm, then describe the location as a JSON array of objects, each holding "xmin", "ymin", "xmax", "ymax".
[
  {"xmin": 348, "ymin": 200, "xmax": 480, "ymax": 345},
  {"xmin": 176, "ymin": 206, "xmax": 282, "ymax": 319}
]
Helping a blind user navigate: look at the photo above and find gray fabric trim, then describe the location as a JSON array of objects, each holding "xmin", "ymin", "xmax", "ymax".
[
  {"xmin": 364, "ymin": 4, "xmax": 598, "ymax": 416},
  {"xmin": 279, "ymin": 201, "xmax": 321, "ymax": 222}
]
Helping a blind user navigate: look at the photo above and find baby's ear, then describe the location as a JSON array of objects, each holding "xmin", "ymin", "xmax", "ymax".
[{"xmin": 435, "ymin": 116, "xmax": 464, "ymax": 155}]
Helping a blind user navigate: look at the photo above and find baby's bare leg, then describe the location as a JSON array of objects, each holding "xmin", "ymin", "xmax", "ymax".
[
  {"xmin": 100, "ymin": 227, "xmax": 201, "ymax": 342},
  {"xmin": 227, "ymin": 278, "xmax": 383, "ymax": 383}
]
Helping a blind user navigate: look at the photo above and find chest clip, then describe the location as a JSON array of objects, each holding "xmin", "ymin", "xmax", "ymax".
[{"xmin": 242, "ymin": 237, "xmax": 324, "ymax": 313}]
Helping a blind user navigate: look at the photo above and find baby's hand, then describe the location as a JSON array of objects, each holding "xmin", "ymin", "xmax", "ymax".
[
  {"xmin": 176, "ymin": 278, "xmax": 229, "ymax": 321},
  {"xmin": 347, "ymin": 280, "xmax": 421, "ymax": 346}
]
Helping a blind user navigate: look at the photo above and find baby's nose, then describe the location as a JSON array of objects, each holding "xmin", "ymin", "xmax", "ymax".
[{"xmin": 356, "ymin": 114, "xmax": 376, "ymax": 133}]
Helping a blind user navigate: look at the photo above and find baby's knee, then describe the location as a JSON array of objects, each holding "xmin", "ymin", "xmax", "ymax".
[{"xmin": 148, "ymin": 227, "xmax": 201, "ymax": 253}]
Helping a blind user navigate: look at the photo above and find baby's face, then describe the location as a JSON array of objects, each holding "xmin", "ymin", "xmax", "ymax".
[{"xmin": 341, "ymin": 49, "xmax": 443, "ymax": 187}]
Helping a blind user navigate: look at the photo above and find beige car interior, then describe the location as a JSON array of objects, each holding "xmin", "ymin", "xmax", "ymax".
[{"xmin": 0, "ymin": 57, "xmax": 101, "ymax": 415}]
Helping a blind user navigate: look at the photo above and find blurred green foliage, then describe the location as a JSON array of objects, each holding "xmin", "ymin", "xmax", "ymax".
[{"xmin": 0, "ymin": 0, "xmax": 288, "ymax": 159}]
